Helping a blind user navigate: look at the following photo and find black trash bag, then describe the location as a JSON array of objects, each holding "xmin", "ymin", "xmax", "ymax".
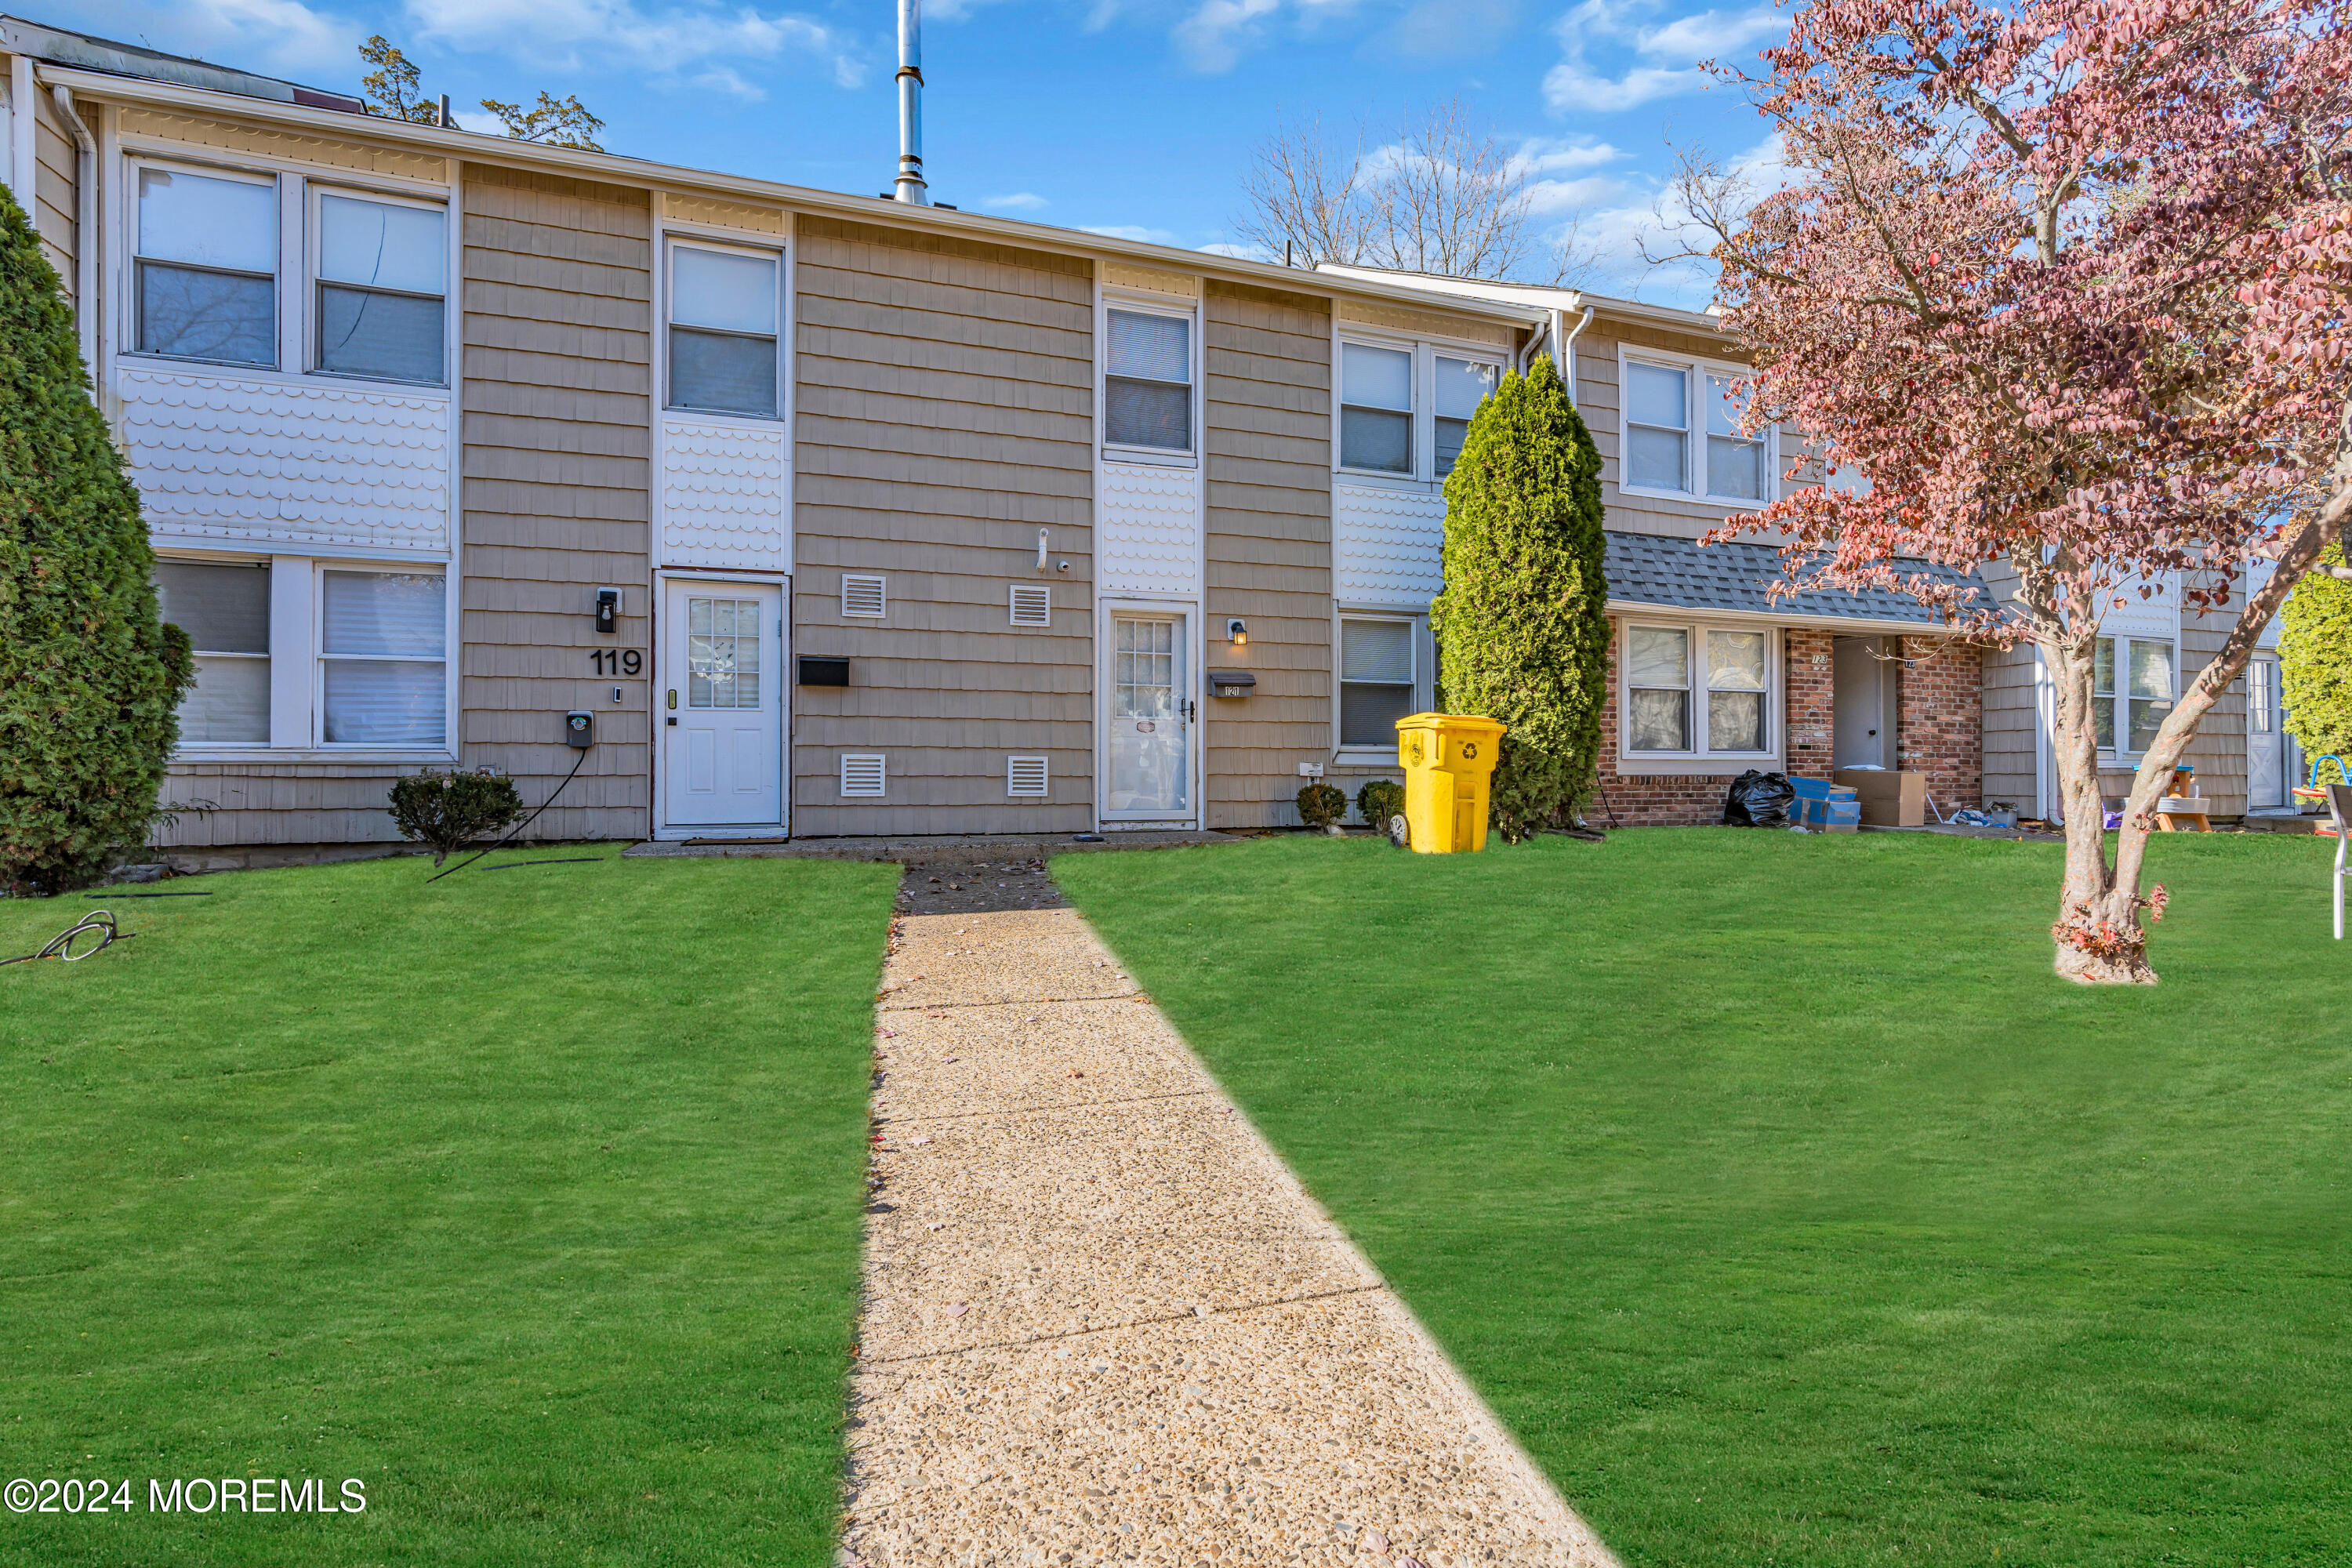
[{"xmin": 1722, "ymin": 769, "xmax": 1795, "ymax": 828}]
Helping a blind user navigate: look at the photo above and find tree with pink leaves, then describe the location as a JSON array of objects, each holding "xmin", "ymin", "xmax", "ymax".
[{"xmin": 1678, "ymin": 0, "xmax": 2352, "ymax": 982}]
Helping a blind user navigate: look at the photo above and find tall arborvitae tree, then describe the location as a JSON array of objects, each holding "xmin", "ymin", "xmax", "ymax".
[
  {"xmin": 2280, "ymin": 544, "xmax": 2352, "ymax": 782},
  {"xmin": 0, "ymin": 190, "xmax": 191, "ymax": 894},
  {"xmin": 1430, "ymin": 353, "xmax": 1610, "ymax": 840}
]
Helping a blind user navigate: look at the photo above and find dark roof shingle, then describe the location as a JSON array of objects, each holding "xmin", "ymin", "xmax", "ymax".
[{"xmin": 1603, "ymin": 531, "xmax": 1990, "ymax": 625}]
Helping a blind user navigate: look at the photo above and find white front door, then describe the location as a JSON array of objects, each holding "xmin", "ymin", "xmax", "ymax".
[
  {"xmin": 2248, "ymin": 655, "xmax": 2288, "ymax": 809},
  {"xmin": 662, "ymin": 581, "xmax": 783, "ymax": 828},
  {"xmin": 1106, "ymin": 612, "xmax": 1190, "ymax": 819}
]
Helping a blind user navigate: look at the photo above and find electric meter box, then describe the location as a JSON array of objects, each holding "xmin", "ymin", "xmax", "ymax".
[{"xmin": 564, "ymin": 710, "xmax": 594, "ymax": 748}]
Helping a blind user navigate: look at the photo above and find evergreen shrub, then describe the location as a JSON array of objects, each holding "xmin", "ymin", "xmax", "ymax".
[
  {"xmin": 1356, "ymin": 779, "xmax": 1405, "ymax": 829},
  {"xmin": 0, "ymin": 191, "xmax": 193, "ymax": 895},
  {"xmin": 1428, "ymin": 354, "xmax": 1610, "ymax": 842},
  {"xmin": 1296, "ymin": 781, "xmax": 1346, "ymax": 829},
  {"xmin": 389, "ymin": 771, "xmax": 525, "ymax": 865},
  {"xmin": 2281, "ymin": 543, "xmax": 2352, "ymax": 779}
]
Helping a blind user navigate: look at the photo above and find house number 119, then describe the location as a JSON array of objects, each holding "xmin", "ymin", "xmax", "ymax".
[{"xmin": 591, "ymin": 649, "xmax": 642, "ymax": 675}]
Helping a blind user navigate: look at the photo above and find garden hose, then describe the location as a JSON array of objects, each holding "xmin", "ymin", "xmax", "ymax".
[
  {"xmin": 427, "ymin": 750, "xmax": 591, "ymax": 884},
  {"xmin": 1, "ymin": 909, "xmax": 132, "ymax": 967}
]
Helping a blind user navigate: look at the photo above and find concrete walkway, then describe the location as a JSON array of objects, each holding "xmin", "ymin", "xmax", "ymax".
[{"xmin": 841, "ymin": 901, "xmax": 1618, "ymax": 1568}]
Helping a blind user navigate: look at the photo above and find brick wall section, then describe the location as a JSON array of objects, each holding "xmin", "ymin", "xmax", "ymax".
[
  {"xmin": 1784, "ymin": 628, "xmax": 1836, "ymax": 781},
  {"xmin": 1895, "ymin": 637, "xmax": 1984, "ymax": 811}
]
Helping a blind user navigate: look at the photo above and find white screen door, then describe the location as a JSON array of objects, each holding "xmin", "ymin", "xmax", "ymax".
[
  {"xmin": 663, "ymin": 581, "xmax": 783, "ymax": 828},
  {"xmin": 1107, "ymin": 612, "xmax": 1189, "ymax": 818},
  {"xmin": 2248, "ymin": 655, "xmax": 2287, "ymax": 809}
]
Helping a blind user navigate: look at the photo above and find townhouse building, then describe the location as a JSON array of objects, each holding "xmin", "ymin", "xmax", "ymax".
[{"xmin": 0, "ymin": 17, "xmax": 2277, "ymax": 854}]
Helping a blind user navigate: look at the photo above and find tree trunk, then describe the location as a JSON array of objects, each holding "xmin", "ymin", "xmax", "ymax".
[{"xmin": 2042, "ymin": 501, "xmax": 2343, "ymax": 984}]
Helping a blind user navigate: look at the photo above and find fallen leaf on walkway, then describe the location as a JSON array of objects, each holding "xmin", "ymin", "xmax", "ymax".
[
  {"xmin": 945, "ymin": 1302, "xmax": 969, "ymax": 1318},
  {"xmin": 909, "ymin": 1136, "xmax": 932, "ymax": 1147},
  {"xmin": 1365, "ymin": 1531, "xmax": 1389, "ymax": 1555},
  {"xmin": 1066, "ymin": 1069, "xmax": 1084, "ymax": 1078}
]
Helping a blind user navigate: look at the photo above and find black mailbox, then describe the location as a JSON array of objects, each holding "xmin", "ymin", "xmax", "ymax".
[{"xmin": 799, "ymin": 657, "xmax": 851, "ymax": 688}]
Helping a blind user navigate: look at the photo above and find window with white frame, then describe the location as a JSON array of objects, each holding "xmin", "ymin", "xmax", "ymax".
[
  {"xmin": 1339, "ymin": 616, "xmax": 1418, "ymax": 748},
  {"xmin": 1339, "ymin": 339, "xmax": 1502, "ymax": 481},
  {"xmin": 668, "ymin": 242, "xmax": 782, "ymax": 419},
  {"xmin": 1435, "ymin": 357, "xmax": 1499, "ymax": 477},
  {"xmin": 2094, "ymin": 634, "xmax": 2175, "ymax": 756},
  {"xmin": 1340, "ymin": 342, "xmax": 1414, "ymax": 474},
  {"xmin": 136, "ymin": 165, "xmax": 278, "ymax": 368},
  {"xmin": 320, "ymin": 569, "xmax": 447, "ymax": 746},
  {"xmin": 315, "ymin": 191, "xmax": 447, "ymax": 384},
  {"xmin": 1105, "ymin": 306, "xmax": 1192, "ymax": 454},
  {"xmin": 1623, "ymin": 623, "xmax": 1774, "ymax": 758},
  {"xmin": 1624, "ymin": 354, "xmax": 1774, "ymax": 503},
  {"xmin": 155, "ymin": 560, "xmax": 272, "ymax": 745}
]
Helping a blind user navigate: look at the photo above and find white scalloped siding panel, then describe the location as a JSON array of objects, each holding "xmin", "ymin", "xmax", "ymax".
[
  {"xmin": 1334, "ymin": 482, "xmax": 1446, "ymax": 607},
  {"xmin": 118, "ymin": 366, "xmax": 451, "ymax": 554},
  {"xmin": 662, "ymin": 419, "xmax": 791, "ymax": 572},
  {"xmin": 1098, "ymin": 463, "xmax": 1199, "ymax": 595}
]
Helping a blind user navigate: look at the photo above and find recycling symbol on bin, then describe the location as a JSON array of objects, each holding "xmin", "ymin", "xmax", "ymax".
[{"xmin": 1461, "ymin": 742, "xmax": 1478, "ymax": 760}]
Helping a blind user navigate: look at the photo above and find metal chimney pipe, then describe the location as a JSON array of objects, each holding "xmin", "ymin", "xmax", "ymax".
[{"xmin": 894, "ymin": 0, "xmax": 927, "ymax": 205}]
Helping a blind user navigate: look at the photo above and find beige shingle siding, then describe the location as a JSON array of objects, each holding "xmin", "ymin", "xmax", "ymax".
[
  {"xmin": 1980, "ymin": 641, "xmax": 2041, "ymax": 811},
  {"xmin": 459, "ymin": 162, "xmax": 653, "ymax": 840},
  {"xmin": 154, "ymin": 764, "xmax": 415, "ymax": 848},
  {"xmin": 790, "ymin": 215, "xmax": 1094, "ymax": 836},
  {"xmin": 1203, "ymin": 279, "xmax": 1333, "ymax": 829},
  {"xmin": 32, "ymin": 87, "xmax": 74, "ymax": 306}
]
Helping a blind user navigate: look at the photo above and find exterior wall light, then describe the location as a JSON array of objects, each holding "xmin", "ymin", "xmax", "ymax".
[{"xmin": 1228, "ymin": 618, "xmax": 1248, "ymax": 646}]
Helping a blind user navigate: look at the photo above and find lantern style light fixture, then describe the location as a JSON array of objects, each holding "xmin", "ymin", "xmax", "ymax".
[{"xmin": 1228, "ymin": 618, "xmax": 1248, "ymax": 646}]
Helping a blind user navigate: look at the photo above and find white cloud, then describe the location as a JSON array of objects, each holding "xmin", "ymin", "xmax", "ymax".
[
  {"xmin": 1172, "ymin": 0, "xmax": 1280, "ymax": 72},
  {"xmin": 1555, "ymin": 130, "xmax": 1791, "ymax": 305},
  {"xmin": 404, "ymin": 0, "xmax": 866, "ymax": 93},
  {"xmin": 982, "ymin": 191, "xmax": 1051, "ymax": 212},
  {"xmin": 1542, "ymin": 0, "xmax": 1785, "ymax": 114},
  {"xmin": 76, "ymin": 0, "xmax": 365, "ymax": 78}
]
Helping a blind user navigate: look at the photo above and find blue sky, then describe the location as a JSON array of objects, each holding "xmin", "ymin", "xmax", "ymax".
[{"xmin": 73, "ymin": 0, "xmax": 1795, "ymax": 306}]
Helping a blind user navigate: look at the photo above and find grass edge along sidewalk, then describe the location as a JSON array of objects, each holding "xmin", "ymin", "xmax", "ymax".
[
  {"xmin": 1054, "ymin": 829, "xmax": 2352, "ymax": 1568},
  {"xmin": 0, "ymin": 850, "xmax": 897, "ymax": 1568}
]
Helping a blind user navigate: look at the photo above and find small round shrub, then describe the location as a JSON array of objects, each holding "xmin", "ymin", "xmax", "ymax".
[
  {"xmin": 1295, "ymin": 780, "xmax": 1346, "ymax": 829},
  {"xmin": 2281, "ymin": 542, "xmax": 2352, "ymax": 775},
  {"xmin": 389, "ymin": 770, "xmax": 524, "ymax": 864},
  {"xmin": 1356, "ymin": 779, "xmax": 1405, "ymax": 829}
]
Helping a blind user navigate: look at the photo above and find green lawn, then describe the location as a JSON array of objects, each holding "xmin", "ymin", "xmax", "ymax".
[
  {"xmin": 0, "ymin": 850, "xmax": 896, "ymax": 1566},
  {"xmin": 1054, "ymin": 829, "xmax": 2352, "ymax": 1568}
]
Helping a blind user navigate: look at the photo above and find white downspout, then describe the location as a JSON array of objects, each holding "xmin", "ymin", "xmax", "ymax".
[
  {"xmin": 47, "ymin": 82, "xmax": 97, "ymax": 383},
  {"xmin": 893, "ymin": 0, "xmax": 927, "ymax": 205},
  {"xmin": 1555, "ymin": 303, "xmax": 1595, "ymax": 404}
]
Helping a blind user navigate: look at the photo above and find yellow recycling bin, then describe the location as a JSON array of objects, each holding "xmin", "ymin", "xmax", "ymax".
[{"xmin": 1394, "ymin": 713, "xmax": 1506, "ymax": 853}]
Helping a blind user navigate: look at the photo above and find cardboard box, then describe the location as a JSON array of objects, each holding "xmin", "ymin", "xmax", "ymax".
[
  {"xmin": 1835, "ymin": 769, "xmax": 1927, "ymax": 827},
  {"xmin": 1789, "ymin": 776, "xmax": 1859, "ymax": 805},
  {"xmin": 1797, "ymin": 797, "xmax": 1861, "ymax": 831}
]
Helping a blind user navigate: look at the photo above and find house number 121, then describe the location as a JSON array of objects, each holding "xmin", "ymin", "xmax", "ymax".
[{"xmin": 591, "ymin": 649, "xmax": 642, "ymax": 675}]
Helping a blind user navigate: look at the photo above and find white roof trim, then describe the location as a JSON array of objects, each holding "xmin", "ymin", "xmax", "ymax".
[{"xmin": 36, "ymin": 66, "xmax": 1550, "ymax": 328}]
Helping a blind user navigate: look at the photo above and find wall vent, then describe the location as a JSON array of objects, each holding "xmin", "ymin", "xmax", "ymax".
[
  {"xmin": 840, "ymin": 753, "xmax": 887, "ymax": 797},
  {"xmin": 841, "ymin": 573, "xmax": 887, "ymax": 618},
  {"xmin": 1006, "ymin": 755, "xmax": 1049, "ymax": 798},
  {"xmin": 1009, "ymin": 584, "xmax": 1051, "ymax": 627}
]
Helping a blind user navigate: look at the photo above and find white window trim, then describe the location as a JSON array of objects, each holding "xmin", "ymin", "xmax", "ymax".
[
  {"xmin": 1617, "ymin": 347, "xmax": 1780, "ymax": 510},
  {"xmin": 159, "ymin": 549, "xmax": 459, "ymax": 764},
  {"xmin": 1617, "ymin": 619, "xmax": 1781, "ymax": 771},
  {"xmin": 2092, "ymin": 631, "xmax": 2180, "ymax": 764},
  {"xmin": 1099, "ymin": 290, "xmax": 1202, "ymax": 468},
  {"xmin": 662, "ymin": 233, "xmax": 787, "ymax": 424},
  {"xmin": 311, "ymin": 561, "xmax": 452, "ymax": 753},
  {"xmin": 1332, "ymin": 609, "xmax": 1434, "ymax": 759},
  {"xmin": 1332, "ymin": 328, "xmax": 1505, "ymax": 491},
  {"xmin": 305, "ymin": 180, "xmax": 454, "ymax": 390},
  {"xmin": 125, "ymin": 156, "xmax": 283, "ymax": 376}
]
